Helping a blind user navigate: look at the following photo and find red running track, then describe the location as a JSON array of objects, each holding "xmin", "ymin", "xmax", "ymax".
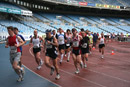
[{"xmin": 22, "ymin": 42, "xmax": 130, "ymax": 87}]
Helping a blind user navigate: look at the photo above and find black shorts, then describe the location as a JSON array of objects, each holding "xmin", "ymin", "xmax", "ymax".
[
  {"xmin": 99, "ymin": 44, "xmax": 105, "ymax": 48},
  {"xmin": 81, "ymin": 48, "xmax": 89, "ymax": 54},
  {"xmin": 58, "ymin": 44, "xmax": 65, "ymax": 51},
  {"xmin": 33, "ymin": 48, "xmax": 41, "ymax": 54},
  {"xmin": 46, "ymin": 50, "xmax": 58, "ymax": 60},
  {"xmin": 72, "ymin": 49, "xmax": 81, "ymax": 56}
]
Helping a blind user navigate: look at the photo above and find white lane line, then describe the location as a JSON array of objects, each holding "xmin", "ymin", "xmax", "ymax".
[
  {"xmin": 23, "ymin": 65, "xmax": 61, "ymax": 87},
  {"xmin": 62, "ymin": 60, "xmax": 130, "ymax": 83},
  {"xmin": 29, "ymin": 47, "xmax": 106, "ymax": 87},
  {"xmin": 28, "ymin": 46, "xmax": 62, "ymax": 87},
  {"xmin": 59, "ymin": 69, "xmax": 106, "ymax": 87}
]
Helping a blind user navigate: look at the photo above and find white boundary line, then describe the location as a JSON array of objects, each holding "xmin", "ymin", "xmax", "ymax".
[
  {"xmin": 59, "ymin": 69, "xmax": 107, "ymax": 87},
  {"xmin": 29, "ymin": 46, "xmax": 106, "ymax": 87},
  {"xmin": 62, "ymin": 60, "xmax": 130, "ymax": 83},
  {"xmin": 23, "ymin": 65, "xmax": 61, "ymax": 87},
  {"xmin": 27, "ymin": 46, "xmax": 62, "ymax": 87}
]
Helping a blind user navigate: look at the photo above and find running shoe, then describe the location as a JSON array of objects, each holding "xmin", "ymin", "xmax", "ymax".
[
  {"xmin": 75, "ymin": 69, "xmax": 80, "ymax": 74},
  {"xmin": 17, "ymin": 75, "xmax": 22, "ymax": 82},
  {"xmin": 67, "ymin": 59, "xmax": 69, "ymax": 62},
  {"xmin": 101, "ymin": 55, "xmax": 104, "ymax": 59},
  {"xmin": 80, "ymin": 62, "xmax": 84, "ymax": 68},
  {"xmin": 40, "ymin": 59, "xmax": 43, "ymax": 66},
  {"xmin": 37, "ymin": 66, "xmax": 41, "ymax": 70},
  {"xmin": 55, "ymin": 74, "xmax": 60, "ymax": 80},
  {"xmin": 84, "ymin": 64, "xmax": 87, "ymax": 68},
  {"xmin": 21, "ymin": 67, "xmax": 25, "ymax": 80},
  {"xmin": 59, "ymin": 62, "xmax": 62, "ymax": 65},
  {"xmin": 50, "ymin": 67, "xmax": 55, "ymax": 75}
]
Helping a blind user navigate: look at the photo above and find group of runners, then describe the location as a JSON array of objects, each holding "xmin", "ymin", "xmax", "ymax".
[{"xmin": 5, "ymin": 27, "xmax": 106, "ymax": 81}]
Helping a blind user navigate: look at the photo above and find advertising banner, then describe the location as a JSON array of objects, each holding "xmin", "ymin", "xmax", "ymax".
[
  {"xmin": 87, "ymin": 3, "xmax": 95, "ymax": 7},
  {"xmin": 0, "ymin": 7, "xmax": 7, "ymax": 12},
  {"xmin": 79, "ymin": 2, "xmax": 87, "ymax": 6},
  {"xmin": 21, "ymin": 10, "xmax": 32, "ymax": 16},
  {"xmin": 0, "ymin": 6, "xmax": 32, "ymax": 16},
  {"xmin": 8, "ymin": 8, "xmax": 21, "ymax": 14},
  {"xmin": 96, "ymin": 4, "xmax": 120, "ymax": 9}
]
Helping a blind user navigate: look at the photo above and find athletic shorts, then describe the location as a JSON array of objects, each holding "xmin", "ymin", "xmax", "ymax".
[
  {"xmin": 72, "ymin": 49, "xmax": 81, "ymax": 56},
  {"xmin": 99, "ymin": 44, "xmax": 105, "ymax": 48},
  {"xmin": 10, "ymin": 52, "xmax": 21, "ymax": 64},
  {"xmin": 81, "ymin": 48, "xmax": 89, "ymax": 54},
  {"xmin": 46, "ymin": 50, "xmax": 58, "ymax": 60},
  {"xmin": 33, "ymin": 47, "xmax": 41, "ymax": 54},
  {"xmin": 58, "ymin": 44, "xmax": 65, "ymax": 51}
]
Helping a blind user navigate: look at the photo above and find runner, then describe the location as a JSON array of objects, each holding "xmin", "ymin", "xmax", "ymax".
[
  {"xmin": 80, "ymin": 31, "xmax": 90, "ymax": 68},
  {"xmin": 71, "ymin": 28, "xmax": 83, "ymax": 74},
  {"xmin": 5, "ymin": 26, "xmax": 25, "ymax": 82},
  {"xmin": 52, "ymin": 30, "xmax": 57, "ymax": 38},
  {"xmin": 99, "ymin": 33, "xmax": 106, "ymax": 59},
  {"xmin": 65, "ymin": 29, "xmax": 72, "ymax": 62},
  {"xmin": 29, "ymin": 29, "xmax": 44, "ymax": 70},
  {"xmin": 44, "ymin": 29, "xmax": 60, "ymax": 80},
  {"xmin": 13, "ymin": 27, "xmax": 26, "ymax": 67},
  {"xmin": 56, "ymin": 28, "xmax": 66, "ymax": 64},
  {"xmin": 88, "ymin": 32, "xmax": 93, "ymax": 54}
]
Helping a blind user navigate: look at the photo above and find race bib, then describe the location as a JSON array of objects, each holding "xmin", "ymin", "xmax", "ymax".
[
  {"xmin": 100, "ymin": 39, "xmax": 104, "ymax": 44},
  {"xmin": 46, "ymin": 44, "xmax": 52, "ymax": 49},
  {"xmin": 59, "ymin": 38, "xmax": 63, "ymax": 42},
  {"xmin": 66, "ymin": 44, "xmax": 70, "ymax": 46},
  {"xmin": 82, "ymin": 43, "xmax": 87, "ymax": 48},
  {"xmin": 10, "ymin": 46, "xmax": 17, "ymax": 53},
  {"xmin": 73, "ymin": 41, "xmax": 79, "ymax": 47}
]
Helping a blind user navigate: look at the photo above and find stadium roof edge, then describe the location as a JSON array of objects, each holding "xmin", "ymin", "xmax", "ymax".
[{"xmin": 40, "ymin": 0, "xmax": 130, "ymax": 11}]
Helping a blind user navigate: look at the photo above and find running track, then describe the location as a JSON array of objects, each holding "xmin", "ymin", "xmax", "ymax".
[{"xmin": 1, "ymin": 41, "xmax": 130, "ymax": 87}]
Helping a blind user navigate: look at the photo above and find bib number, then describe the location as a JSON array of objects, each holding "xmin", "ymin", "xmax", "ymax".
[
  {"xmin": 10, "ymin": 46, "xmax": 17, "ymax": 53},
  {"xmin": 66, "ymin": 44, "xmax": 70, "ymax": 46},
  {"xmin": 82, "ymin": 43, "xmax": 87, "ymax": 48},
  {"xmin": 46, "ymin": 45, "xmax": 52, "ymax": 49},
  {"xmin": 73, "ymin": 41, "xmax": 79, "ymax": 47}
]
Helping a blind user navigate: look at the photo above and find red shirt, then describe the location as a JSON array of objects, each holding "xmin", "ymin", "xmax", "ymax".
[
  {"xmin": 8, "ymin": 35, "xmax": 21, "ymax": 52},
  {"xmin": 72, "ymin": 35, "xmax": 80, "ymax": 50}
]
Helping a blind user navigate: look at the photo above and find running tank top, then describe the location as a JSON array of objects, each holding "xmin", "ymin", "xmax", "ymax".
[
  {"xmin": 88, "ymin": 35, "xmax": 93, "ymax": 44},
  {"xmin": 57, "ymin": 33, "xmax": 65, "ymax": 45},
  {"xmin": 45, "ymin": 36, "xmax": 56, "ymax": 51},
  {"xmin": 66, "ymin": 34, "xmax": 71, "ymax": 46},
  {"xmin": 81, "ymin": 36, "xmax": 89, "ymax": 49},
  {"xmin": 99, "ymin": 37, "xmax": 105, "ymax": 44},
  {"xmin": 8, "ymin": 35, "xmax": 21, "ymax": 53},
  {"xmin": 72, "ymin": 35, "xmax": 80, "ymax": 50},
  {"xmin": 32, "ymin": 36, "xmax": 41, "ymax": 48}
]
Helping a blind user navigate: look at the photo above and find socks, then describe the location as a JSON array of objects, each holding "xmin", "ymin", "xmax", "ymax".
[
  {"xmin": 67, "ymin": 51, "xmax": 71, "ymax": 60},
  {"xmin": 60, "ymin": 54, "xmax": 64, "ymax": 62}
]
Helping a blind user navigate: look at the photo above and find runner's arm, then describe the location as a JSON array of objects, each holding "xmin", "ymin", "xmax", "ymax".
[
  {"xmin": 16, "ymin": 36, "xmax": 24, "ymax": 47},
  {"xmin": 5, "ymin": 39, "xmax": 9, "ymax": 48},
  {"xmin": 43, "ymin": 40, "xmax": 46, "ymax": 52},
  {"xmin": 29, "ymin": 37, "xmax": 33, "ymax": 46},
  {"xmin": 51, "ymin": 37, "xmax": 58, "ymax": 47},
  {"xmin": 39, "ymin": 36, "xmax": 44, "ymax": 48}
]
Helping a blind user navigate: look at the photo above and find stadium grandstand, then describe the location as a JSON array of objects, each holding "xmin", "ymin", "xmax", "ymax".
[
  {"xmin": 0, "ymin": 0, "xmax": 130, "ymax": 87},
  {"xmin": 0, "ymin": 0, "xmax": 130, "ymax": 42}
]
